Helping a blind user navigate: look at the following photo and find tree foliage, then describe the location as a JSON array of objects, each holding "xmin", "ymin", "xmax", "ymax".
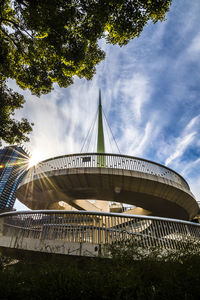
[
  {"xmin": 0, "ymin": 79, "xmax": 32, "ymax": 145},
  {"xmin": 0, "ymin": 0, "xmax": 172, "ymax": 145}
]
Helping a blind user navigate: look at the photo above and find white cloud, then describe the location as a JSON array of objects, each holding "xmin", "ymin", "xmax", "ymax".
[
  {"xmin": 120, "ymin": 73, "xmax": 151, "ymax": 122},
  {"xmin": 165, "ymin": 132, "xmax": 196, "ymax": 166},
  {"xmin": 134, "ymin": 122, "xmax": 153, "ymax": 156},
  {"xmin": 158, "ymin": 114, "xmax": 200, "ymax": 168},
  {"xmin": 189, "ymin": 175, "xmax": 200, "ymax": 202},
  {"xmin": 188, "ymin": 34, "xmax": 200, "ymax": 55},
  {"xmin": 183, "ymin": 115, "xmax": 200, "ymax": 132},
  {"xmin": 182, "ymin": 157, "xmax": 200, "ymax": 177}
]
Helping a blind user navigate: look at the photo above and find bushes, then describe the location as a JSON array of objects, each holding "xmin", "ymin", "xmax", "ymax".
[{"xmin": 0, "ymin": 244, "xmax": 200, "ymax": 299}]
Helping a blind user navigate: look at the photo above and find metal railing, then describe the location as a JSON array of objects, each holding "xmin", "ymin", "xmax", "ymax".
[
  {"xmin": 20, "ymin": 153, "xmax": 189, "ymax": 190},
  {"xmin": 0, "ymin": 211, "xmax": 199, "ymax": 250}
]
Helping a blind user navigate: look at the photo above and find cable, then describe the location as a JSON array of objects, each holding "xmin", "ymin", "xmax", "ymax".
[
  {"xmin": 102, "ymin": 109, "xmax": 121, "ymax": 154},
  {"xmin": 92, "ymin": 122, "xmax": 98, "ymax": 153},
  {"xmin": 104, "ymin": 112, "xmax": 113, "ymax": 153},
  {"xmin": 80, "ymin": 109, "xmax": 98, "ymax": 153},
  {"xmin": 80, "ymin": 102, "xmax": 121, "ymax": 154},
  {"xmin": 85, "ymin": 119, "xmax": 95, "ymax": 153}
]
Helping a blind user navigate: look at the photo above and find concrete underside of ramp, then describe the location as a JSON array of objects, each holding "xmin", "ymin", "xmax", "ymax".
[
  {"xmin": 16, "ymin": 167, "xmax": 199, "ymax": 220},
  {"xmin": 0, "ymin": 235, "xmax": 103, "ymax": 258}
]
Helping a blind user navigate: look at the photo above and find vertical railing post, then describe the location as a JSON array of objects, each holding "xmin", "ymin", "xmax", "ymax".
[{"xmin": 0, "ymin": 217, "xmax": 4, "ymax": 236}]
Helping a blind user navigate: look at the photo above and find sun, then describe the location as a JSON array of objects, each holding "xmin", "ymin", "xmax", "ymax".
[{"xmin": 28, "ymin": 149, "xmax": 43, "ymax": 168}]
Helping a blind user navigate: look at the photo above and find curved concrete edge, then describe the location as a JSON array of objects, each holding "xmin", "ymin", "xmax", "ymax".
[
  {"xmin": 16, "ymin": 167, "xmax": 199, "ymax": 220},
  {"xmin": 19, "ymin": 166, "xmax": 190, "ymax": 192}
]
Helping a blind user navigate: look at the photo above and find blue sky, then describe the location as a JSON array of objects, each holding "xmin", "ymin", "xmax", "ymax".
[{"xmin": 9, "ymin": 0, "xmax": 200, "ymax": 209}]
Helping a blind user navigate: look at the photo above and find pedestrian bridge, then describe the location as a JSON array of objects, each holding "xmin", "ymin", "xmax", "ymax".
[
  {"xmin": 0, "ymin": 211, "xmax": 200, "ymax": 258},
  {"xmin": 16, "ymin": 153, "xmax": 198, "ymax": 220}
]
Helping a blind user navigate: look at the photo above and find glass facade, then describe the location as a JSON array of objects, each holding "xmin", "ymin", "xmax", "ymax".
[{"xmin": 0, "ymin": 146, "xmax": 29, "ymax": 210}]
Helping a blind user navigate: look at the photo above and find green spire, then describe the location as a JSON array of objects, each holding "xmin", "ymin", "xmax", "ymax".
[{"xmin": 97, "ymin": 90, "xmax": 105, "ymax": 153}]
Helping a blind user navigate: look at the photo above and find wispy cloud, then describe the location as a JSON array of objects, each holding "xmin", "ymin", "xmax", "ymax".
[
  {"xmin": 120, "ymin": 73, "xmax": 151, "ymax": 122},
  {"xmin": 165, "ymin": 132, "xmax": 196, "ymax": 166},
  {"xmin": 163, "ymin": 115, "xmax": 200, "ymax": 166},
  {"xmin": 182, "ymin": 158, "xmax": 200, "ymax": 177},
  {"xmin": 188, "ymin": 34, "xmax": 200, "ymax": 55}
]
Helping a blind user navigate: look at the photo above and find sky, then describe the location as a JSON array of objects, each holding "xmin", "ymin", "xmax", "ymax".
[{"xmin": 7, "ymin": 0, "xmax": 200, "ymax": 209}]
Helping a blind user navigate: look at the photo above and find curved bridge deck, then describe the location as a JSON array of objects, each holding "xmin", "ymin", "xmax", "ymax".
[
  {"xmin": 16, "ymin": 153, "xmax": 198, "ymax": 220},
  {"xmin": 0, "ymin": 211, "xmax": 200, "ymax": 257},
  {"xmin": 22, "ymin": 153, "xmax": 189, "ymax": 188}
]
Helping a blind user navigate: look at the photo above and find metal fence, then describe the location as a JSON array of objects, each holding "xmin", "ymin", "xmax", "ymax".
[
  {"xmin": 1, "ymin": 211, "xmax": 200, "ymax": 251},
  {"xmin": 21, "ymin": 153, "xmax": 189, "ymax": 190}
]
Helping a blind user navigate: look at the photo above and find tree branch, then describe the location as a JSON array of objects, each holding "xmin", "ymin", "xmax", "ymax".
[
  {"xmin": 1, "ymin": 26, "xmax": 29, "ymax": 59},
  {"xmin": 1, "ymin": 17, "xmax": 34, "ymax": 38}
]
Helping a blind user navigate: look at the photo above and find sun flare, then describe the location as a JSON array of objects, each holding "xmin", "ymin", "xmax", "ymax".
[{"xmin": 28, "ymin": 150, "xmax": 43, "ymax": 168}]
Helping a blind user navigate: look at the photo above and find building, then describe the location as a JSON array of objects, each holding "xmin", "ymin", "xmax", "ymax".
[{"xmin": 0, "ymin": 145, "xmax": 29, "ymax": 210}]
